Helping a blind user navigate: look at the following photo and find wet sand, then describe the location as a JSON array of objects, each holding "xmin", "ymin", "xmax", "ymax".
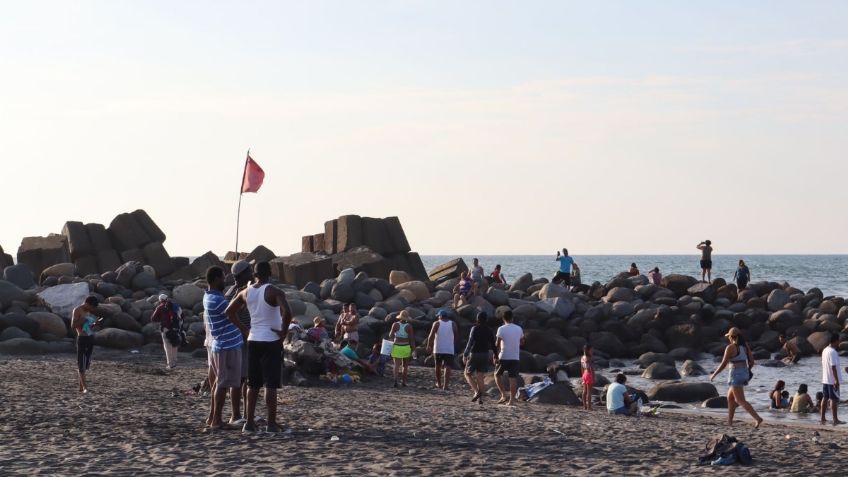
[{"xmin": 1, "ymin": 349, "xmax": 846, "ymax": 476}]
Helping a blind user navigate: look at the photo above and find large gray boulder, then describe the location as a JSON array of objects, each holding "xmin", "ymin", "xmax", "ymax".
[
  {"xmin": 0, "ymin": 326, "xmax": 31, "ymax": 341},
  {"xmin": 767, "ymin": 289, "xmax": 791, "ymax": 312},
  {"xmin": 538, "ymin": 283, "xmax": 570, "ymax": 300},
  {"xmin": 768, "ymin": 310, "xmax": 803, "ymax": 333},
  {"xmin": 661, "ymin": 275, "xmax": 698, "ymax": 297},
  {"xmin": 528, "ymin": 382, "xmax": 580, "ymax": 406},
  {"xmin": 108, "ymin": 311, "xmax": 143, "ymax": 333},
  {"xmin": 3, "ymin": 265, "xmax": 36, "ymax": 290},
  {"xmin": 130, "ymin": 271, "xmax": 158, "ymax": 291},
  {"xmin": 0, "ymin": 313, "xmax": 39, "ymax": 335},
  {"xmin": 37, "ymin": 282, "xmax": 90, "ymax": 319},
  {"xmin": 172, "ymin": 283, "xmax": 205, "ymax": 309},
  {"xmin": 641, "ymin": 362, "xmax": 681, "ymax": 380},
  {"xmin": 647, "ymin": 382, "xmax": 719, "ymax": 403},
  {"xmin": 509, "ymin": 273, "xmax": 533, "ymax": 293},
  {"xmin": 0, "ymin": 337, "xmax": 71, "ymax": 354},
  {"xmin": 681, "ymin": 360, "xmax": 707, "ymax": 377},
  {"xmin": 638, "ymin": 352, "xmax": 674, "ymax": 369},
  {"xmin": 536, "ymin": 297, "xmax": 575, "ymax": 319},
  {"xmin": 605, "ymin": 287, "xmax": 636, "ymax": 303},
  {"xmin": 94, "ymin": 328, "xmax": 144, "ymax": 349}
]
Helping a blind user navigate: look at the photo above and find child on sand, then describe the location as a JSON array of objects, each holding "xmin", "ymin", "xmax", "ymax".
[{"xmin": 581, "ymin": 345, "xmax": 595, "ymax": 410}]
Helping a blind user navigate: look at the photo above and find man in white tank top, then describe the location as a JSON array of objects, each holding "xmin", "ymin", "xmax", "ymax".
[
  {"xmin": 426, "ymin": 309, "xmax": 459, "ymax": 390},
  {"xmin": 225, "ymin": 262, "xmax": 293, "ymax": 433}
]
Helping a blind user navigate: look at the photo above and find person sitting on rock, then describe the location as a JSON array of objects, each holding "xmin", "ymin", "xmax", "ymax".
[
  {"xmin": 469, "ymin": 258, "xmax": 485, "ymax": 290},
  {"xmin": 778, "ymin": 335, "xmax": 800, "ymax": 364},
  {"xmin": 339, "ymin": 340, "xmax": 375, "ymax": 374},
  {"xmin": 453, "ymin": 272, "xmax": 475, "ymax": 308},
  {"xmin": 489, "ymin": 264, "xmax": 507, "ymax": 287},
  {"xmin": 648, "ymin": 267, "xmax": 662, "ymax": 285},
  {"xmin": 571, "ymin": 263, "xmax": 582, "ymax": 287},
  {"xmin": 307, "ymin": 317, "xmax": 329, "ymax": 343},
  {"xmin": 606, "ymin": 374, "xmax": 638, "ymax": 416},
  {"xmin": 628, "ymin": 263, "xmax": 639, "ymax": 276},
  {"xmin": 790, "ymin": 384, "xmax": 815, "ymax": 413}
]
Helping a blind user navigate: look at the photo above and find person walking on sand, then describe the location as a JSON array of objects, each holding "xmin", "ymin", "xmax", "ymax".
[
  {"xmin": 463, "ymin": 312, "xmax": 496, "ymax": 403},
  {"xmin": 734, "ymin": 259, "xmax": 750, "ymax": 291},
  {"xmin": 70, "ymin": 296, "xmax": 104, "ymax": 393},
  {"xmin": 697, "ymin": 240, "xmax": 713, "ymax": 283},
  {"xmin": 709, "ymin": 327, "xmax": 762, "ymax": 428},
  {"xmin": 204, "ymin": 266, "xmax": 244, "ymax": 431},
  {"xmin": 389, "ymin": 310, "xmax": 415, "ymax": 387},
  {"xmin": 581, "ymin": 345, "xmax": 595, "ymax": 410},
  {"xmin": 224, "ymin": 260, "xmax": 253, "ymax": 425},
  {"xmin": 820, "ymin": 333, "xmax": 844, "ymax": 426},
  {"xmin": 553, "ymin": 249, "xmax": 575, "ymax": 287},
  {"xmin": 494, "ymin": 310, "xmax": 524, "ymax": 406},
  {"xmin": 426, "ymin": 309, "xmax": 459, "ymax": 390},
  {"xmin": 225, "ymin": 262, "xmax": 293, "ymax": 434},
  {"xmin": 151, "ymin": 294, "xmax": 183, "ymax": 369}
]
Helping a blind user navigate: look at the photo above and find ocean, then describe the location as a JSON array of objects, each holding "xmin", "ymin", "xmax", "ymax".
[{"xmin": 421, "ymin": 255, "xmax": 848, "ymax": 298}]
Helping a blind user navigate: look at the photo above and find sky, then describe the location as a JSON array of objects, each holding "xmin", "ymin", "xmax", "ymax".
[{"xmin": 1, "ymin": 1, "xmax": 846, "ymax": 257}]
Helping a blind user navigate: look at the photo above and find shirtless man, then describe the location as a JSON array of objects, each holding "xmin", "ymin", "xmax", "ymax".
[
  {"xmin": 697, "ymin": 240, "xmax": 713, "ymax": 283},
  {"xmin": 779, "ymin": 335, "xmax": 800, "ymax": 364}
]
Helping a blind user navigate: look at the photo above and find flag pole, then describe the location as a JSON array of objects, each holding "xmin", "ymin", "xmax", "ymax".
[{"xmin": 235, "ymin": 148, "xmax": 249, "ymax": 254}]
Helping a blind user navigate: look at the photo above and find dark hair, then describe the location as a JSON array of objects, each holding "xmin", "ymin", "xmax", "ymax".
[
  {"xmin": 255, "ymin": 261, "xmax": 272, "ymax": 279},
  {"xmin": 773, "ymin": 380, "xmax": 785, "ymax": 392},
  {"xmin": 563, "ymin": 248, "xmax": 569, "ymax": 255},
  {"xmin": 781, "ymin": 390, "xmax": 789, "ymax": 398},
  {"xmin": 817, "ymin": 391, "xmax": 824, "ymax": 400},
  {"xmin": 206, "ymin": 266, "xmax": 225, "ymax": 283},
  {"xmin": 502, "ymin": 310, "xmax": 513, "ymax": 322},
  {"xmin": 652, "ymin": 267, "xmax": 659, "ymax": 273},
  {"xmin": 615, "ymin": 373, "xmax": 626, "ymax": 384},
  {"xmin": 831, "ymin": 333, "xmax": 841, "ymax": 344},
  {"xmin": 779, "ymin": 334, "xmax": 786, "ymax": 341},
  {"xmin": 583, "ymin": 345, "xmax": 592, "ymax": 354},
  {"xmin": 476, "ymin": 312, "xmax": 488, "ymax": 324},
  {"xmin": 84, "ymin": 296, "xmax": 99, "ymax": 307},
  {"xmin": 630, "ymin": 263, "xmax": 637, "ymax": 268},
  {"xmin": 798, "ymin": 384, "xmax": 808, "ymax": 394},
  {"xmin": 495, "ymin": 264, "xmax": 501, "ymax": 269},
  {"xmin": 340, "ymin": 340, "xmax": 349, "ymax": 348},
  {"xmin": 705, "ymin": 240, "xmax": 711, "ymax": 245}
]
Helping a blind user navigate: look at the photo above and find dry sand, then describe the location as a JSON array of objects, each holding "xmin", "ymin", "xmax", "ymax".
[{"xmin": 1, "ymin": 349, "xmax": 846, "ymax": 476}]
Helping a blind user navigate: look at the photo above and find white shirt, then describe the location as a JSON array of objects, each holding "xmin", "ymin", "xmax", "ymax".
[
  {"xmin": 606, "ymin": 382, "xmax": 627, "ymax": 411},
  {"xmin": 822, "ymin": 345, "xmax": 841, "ymax": 385},
  {"xmin": 434, "ymin": 319, "xmax": 455, "ymax": 354},
  {"xmin": 496, "ymin": 323, "xmax": 523, "ymax": 360},
  {"xmin": 470, "ymin": 265, "xmax": 484, "ymax": 281},
  {"xmin": 247, "ymin": 284, "xmax": 282, "ymax": 342}
]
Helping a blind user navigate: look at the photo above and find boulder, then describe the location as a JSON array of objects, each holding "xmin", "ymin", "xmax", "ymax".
[
  {"xmin": 172, "ymin": 283, "xmax": 205, "ymax": 309},
  {"xmin": 0, "ymin": 313, "xmax": 39, "ymax": 335},
  {"xmin": 0, "ymin": 326, "xmax": 31, "ymax": 341},
  {"xmin": 74, "ymin": 256, "xmax": 99, "ymax": 277},
  {"xmin": 807, "ymin": 331, "xmax": 833, "ymax": 354},
  {"xmin": 702, "ymin": 396, "xmax": 728, "ymax": 409},
  {"xmin": 27, "ymin": 311, "xmax": 67, "ymax": 338},
  {"xmin": 336, "ymin": 215, "xmax": 364, "ymax": 253},
  {"xmin": 108, "ymin": 212, "xmax": 151, "ymax": 251},
  {"xmin": 428, "ymin": 258, "xmax": 468, "ymax": 283},
  {"xmin": 605, "ymin": 287, "xmax": 636, "ymax": 303},
  {"xmin": 538, "ymin": 297, "xmax": 575, "ymax": 319},
  {"xmin": 384, "ymin": 216, "xmax": 412, "ymax": 254},
  {"xmin": 641, "ymin": 362, "xmax": 681, "ymax": 380},
  {"xmin": 85, "ymin": 222, "xmax": 112, "ymax": 250},
  {"xmin": 37, "ymin": 282, "xmax": 90, "ymax": 319},
  {"xmin": 0, "ymin": 338, "xmax": 57, "ymax": 354},
  {"xmin": 130, "ymin": 271, "xmax": 158, "ymax": 291},
  {"xmin": 661, "ymin": 275, "xmax": 698, "ymax": 297},
  {"xmin": 389, "ymin": 270, "xmax": 412, "ymax": 286},
  {"xmin": 190, "ymin": 252, "xmax": 226, "ymax": 278},
  {"xmin": 3, "ymin": 264, "xmax": 36, "ymax": 290},
  {"xmin": 509, "ymin": 273, "xmax": 534, "ymax": 293},
  {"xmin": 485, "ymin": 287, "xmax": 509, "ymax": 307},
  {"xmin": 664, "ymin": 324, "xmax": 701, "ymax": 350},
  {"xmin": 271, "ymin": 253, "xmax": 335, "ymax": 288},
  {"xmin": 767, "ymin": 289, "xmax": 791, "ymax": 312},
  {"xmin": 96, "ymin": 249, "xmax": 123, "ymax": 273},
  {"xmin": 40, "ymin": 262, "xmax": 76, "ymax": 282},
  {"xmin": 245, "ymin": 245, "xmax": 276, "ymax": 264},
  {"xmin": 638, "ymin": 352, "xmax": 675, "ymax": 369},
  {"xmin": 62, "ymin": 221, "xmax": 94, "ymax": 260},
  {"xmin": 647, "ymin": 382, "xmax": 719, "ymax": 403},
  {"xmin": 130, "ymin": 209, "xmax": 166, "ymax": 243},
  {"xmin": 588, "ymin": 331, "xmax": 626, "ymax": 357},
  {"xmin": 142, "ymin": 242, "xmax": 175, "ymax": 277},
  {"xmin": 524, "ymin": 329, "xmax": 578, "ymax": 358},
  {"xmin": 395, "ymin": 281, "xmax": 430, "ymax": 302},
  {"xmin": 528, "ymin": 382, "xmax": 581, "ymax": 406},
  {"xmin": 109, "ymin": 311, "xmax": 143, "ymax": 333},
  {"xmin": 680, "ymin": 360, "xmax": 707, "ymax": 377},
  {"xmin": 539, "ymin": 283, "xmax": 570, "ymax": 300},
  {"xmin": 687, "ymin": 283, "xmax": 716, "ymax": 304},
  {"xmin": 94, "ymin": 328, "xmax": 144, "ymax": 349},
  {"xmin": 0, "ymin": 279, "xmax": 31, "ymax": 308},
  {"xmin": 768, "ymin": 310, "xmax": 803, "ymax": 333}
]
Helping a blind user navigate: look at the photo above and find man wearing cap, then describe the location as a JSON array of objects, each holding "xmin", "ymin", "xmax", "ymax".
[
  {"xmin": 426, "ymin": 309, "xmax": 459, "ymax": 390},
  {"xmin": 224, "ymin": 260, "xmax": 253, "ymax": 425},
  {"xmin": 151, "ymin": 294, "xmax": 183, "ymax": 369}
]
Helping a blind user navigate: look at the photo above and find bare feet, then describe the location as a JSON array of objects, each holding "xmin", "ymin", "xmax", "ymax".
[
  {"xmin": 497, "ymin": 397, "xmax": 507, "ymax": 405},
  {"xmin": 471, "ymin": 393, "xmax": 480, "ymax": 402},
  {"xmin": 754, "ymin": 417, "xmax": 763, "ymax": 429},
  {"xmin": 833, "ymin": 419, "xmax": 845, "ymax": 426}
]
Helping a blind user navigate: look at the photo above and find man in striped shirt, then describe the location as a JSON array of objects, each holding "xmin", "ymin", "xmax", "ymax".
[{"xmin": 204, "ymin": 266, "xmax": 247, "ymax": 431}]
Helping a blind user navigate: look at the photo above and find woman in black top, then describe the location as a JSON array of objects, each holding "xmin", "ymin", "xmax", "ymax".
[
  {"xmin": 462, "ymin": 312, "xmax": 497, "ymax": 403},
  {"xmin": 734, "ymin": 260, "xmax": 750, "ymax": 290}
]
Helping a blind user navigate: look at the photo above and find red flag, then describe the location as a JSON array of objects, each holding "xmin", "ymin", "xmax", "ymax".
[{"xmin": 241, "ymin": 153, "xmax": 265, "ymax": 193}]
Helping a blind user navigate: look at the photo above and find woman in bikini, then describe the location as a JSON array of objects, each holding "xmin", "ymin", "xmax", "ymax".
[{"xmin": 389, "ymin": 310, "xmax": 415, "ymax": 387}]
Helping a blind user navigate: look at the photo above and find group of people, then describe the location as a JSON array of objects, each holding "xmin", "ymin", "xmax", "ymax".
[{"xmin": 452, "ymin": 258, "xmax": 508, "ymax": 308}]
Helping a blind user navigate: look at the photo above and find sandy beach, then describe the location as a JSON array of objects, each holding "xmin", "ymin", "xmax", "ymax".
[{"xmin": 1, "ymin": 349, "xmax": 846, "ymax": 476}]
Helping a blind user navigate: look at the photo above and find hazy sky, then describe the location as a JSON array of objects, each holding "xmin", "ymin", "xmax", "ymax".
[{"xmin": 2, "ymin": 1, "xmax": 846, "ymax": 257}]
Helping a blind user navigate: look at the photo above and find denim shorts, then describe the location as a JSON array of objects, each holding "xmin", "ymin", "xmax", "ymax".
[{"xmin": 728, "ymin": 367, "xmax": 750, "ymax": 387}]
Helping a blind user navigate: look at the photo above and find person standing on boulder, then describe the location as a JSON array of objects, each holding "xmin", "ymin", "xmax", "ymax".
[
  {"xmin": 469, "ymin": 258, "xmax": 485, "ymax": 290},
  {"xmin": 697, "ymin": 240, "xmax": 713, "ymax": 283},
  {"xmin": 70, "ymin": 296, "xmax": 105, "ymax": 393},
  {"xmin": 709, "ymin": 327, "xmax": 762, "ymax": 428},
  {"xmin": 426, "ymin": 309, "xmax": 459, "ymax": 390},
  {"xmin": 648, "ymin": 267, "xmax": 662, "ymax": 285},
  {"xmin": 203, "ymin": 266, "xmax": 244, "ymax": 431},
  {"xmin": 225, "ymin": 261, "xmax": 293, "ymax": 433},
  {"xmin": 734, "ymin": 260, "xmax": 750, "ymax": 291},
  {"xmin": 224, "ymin": 260, "xmax": 253, "ymax": 425},
  {"xmin": 553, "ymin": 249, "xmax": 575, "ymax": 288},
  {"xmin": 463, "ymin": 312, "xmax": 496, "ymax": 403},
  {"xmin": 151, "ymin": 294, "xmax": 183, "ymax": 369},
  {"xmin": 336, "ymin": 304, "xmax": 360, "ymax": 346},
  {"xmin": 494, "ymin": 310, "xmax": 524, "ymax": 406},
  {"xmin": 820, "ymin": 333, "xmax": 843, "ymax": 426}
]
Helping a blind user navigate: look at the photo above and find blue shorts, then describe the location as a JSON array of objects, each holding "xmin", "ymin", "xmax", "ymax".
[
  {"xmin": 728, "ymin": 367, "xmax": 749, "ymax": 387},
  {"xmin": 822, "ymin": 384, "xmax": 840, "ymax": 401},
  {"xmin": 610, "ymin": 406, "xmax": 629, "ymax": 416}
]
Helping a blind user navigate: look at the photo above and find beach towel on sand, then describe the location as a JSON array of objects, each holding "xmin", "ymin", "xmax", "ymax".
[{"xmin": 520, "ymin": 377, "xmax": 553, "ymax": 400}]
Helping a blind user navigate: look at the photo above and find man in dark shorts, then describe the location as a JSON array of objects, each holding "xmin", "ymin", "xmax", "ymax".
[
  {"xmin": 463, "ymin": 312, "xmax": 497, "ymax": 403},
  {"xmin": 820, "ymin": 333, "xmax": 844, "ymax": 426},
  {"xmin": 494, "ymin": 310, "xmax": 524, "ymax": 406},
  {"xmin": 224, "ymin": 260, "xmax": 253, "ymax": 425},
  {"xmin": 426, "ymin": 309, "xmax": 459, "ymax": 390},
  {"xmin": 553, "ymin": 248, "xmax": 575, "ymax": 287},
  {"xmin": 225, "ymin": 262, "xmax": 292, "ymax": 433},
  {"xmin": 697, "ymin": 240, "xmax": 713, "ymax": 283}
]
